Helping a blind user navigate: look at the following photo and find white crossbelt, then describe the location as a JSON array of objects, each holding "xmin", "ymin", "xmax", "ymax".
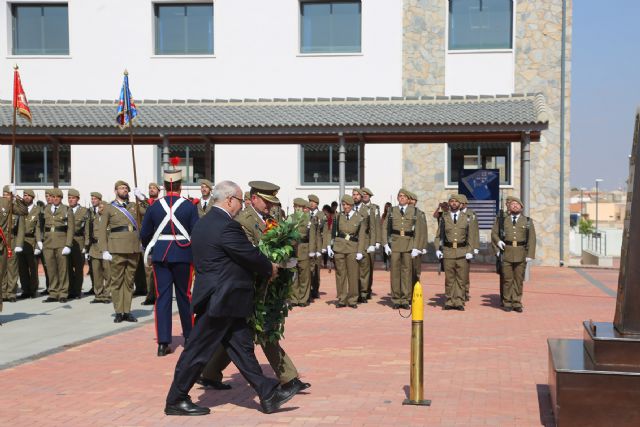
[{"xmin": 143, "ymin": 197, "xmax": 190, "ymax": 265}]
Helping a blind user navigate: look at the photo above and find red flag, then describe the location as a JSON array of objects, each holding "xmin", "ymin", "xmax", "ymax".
[{"xmin": 13, "ymin": 67, "xmax": 32, "ymax": 123}]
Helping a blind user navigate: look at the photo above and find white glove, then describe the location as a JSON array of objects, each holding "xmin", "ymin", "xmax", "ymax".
[
  {"xmin": 498, "ymin": 241, "xmax": 506, "ymax": 250},
  {"xmin": 411, "ymin": 248, "xmax": 421, "ymax": 258},
  {"xmin": 321, "ymin": 248, "xmax": 327, "ymax": 254},
  {"xmin": 9, "ymin": 183, "xmax": 16, "ymax": 194},
  {"xmin": 81, "ymin": 248, "xmax": 86, "ymax": 254},
  {"xmin": 421, "ymin": 249, "xmax": 427, "ymax": 255},
  {"xmin": 375, "ymin": 243, "xmax": 380, "ymax": 250},
  {"xmin": 526, "ymin": 257, "xmax": 533, "ymax": 263},
  {"xmin": 436, "ymin": 250, "xmax": 443, "ymax": 259},
  {"xmin": 34, "ymin": 249, "xmax": 41, "ymax": 256},
  {"xmin": 465, "ymin": 253, "xmax": 473, "ymax": 260},
  {"xmin": 473, "ymin": 249, "xmax": 479, "ymax": 255},
  {"xmin": 367, "ymin": 245, "xmax": 376, "ymax": 253},
  {"xmin": 308, "ymin": 252, "xmax": 316, "ymax": 258},
  {"xmin": 61, "ymin": 246, "xmax": 71, "ymax": 256},
  {"xmin": 355, "ymin": 253, "xmax": 363, "ymax": 261},
  {"xmin": 85, "ymin": 253, "xmax": 89, "ymax": 261},
  {"xmin": 133, "ymin": 187, "xmax": 145, "ymax": 200},
  {"xmin": 496, "ymin": 252, "xmax": 501, "ymax": 257},
  {"xmin": 384, "ymin": 244, "xmax": 391, "ymax": 256},
  {"xmin": 315, "ymin": 252, "xmax": 321, "ymax": 258},
  {"xmin": 284, "ymin": 258, "xmax": 297, "ymax": 268},
  {"xmin": 102, "ymin": 251, "xmax": 113, "ymax": 261},
  {"xmin": 327, "ymin": 246, "xmax": 334, "ymax": 258},
  {"xmin": 14, "ymin": 246, "xmax": 23, "ymax": 253},
  {"xmin": 37, "ymin": 241, "xmax": 43, "ymax": 250}
]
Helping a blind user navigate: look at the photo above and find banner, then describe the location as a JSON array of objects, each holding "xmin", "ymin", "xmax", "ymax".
[{"xmin": 458, "ymin": 169, "xmax": 500, "ymax": 230}]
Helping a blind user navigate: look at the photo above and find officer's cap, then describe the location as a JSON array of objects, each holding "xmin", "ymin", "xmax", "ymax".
[
  {"xmin": 23, "ymin": 189, "xmax": 35, "ymax": 197},
  {"xmin": 308, "ymin": 194, "xmax": 319, "ymax": 204},
  {"xmin": 360, "ymin": 187, "xmax": 374, "ymax": 196},
  {"xmin": 341, "ymin": 194, "xmax": 355, "ymax": 205},
  {"xmin": 114, "ymin": 180, "xmax": 131, "ymax": 191},
  {"xmin": 293, "ymin": 197, "xmax": 309, "ymax": 208},
  {"xmin": 243, "ymin": 191, "xmax": 251, "ymax": 201},
  {"xmin": 248, "ymin": 181, "xmax": 280, "ymax": 204},
  {"xmin": 448, "ymin": 193, "xmax": 464, "ymax": 203},
  {"xmin": 200, "ymin": 179, "xmax": 213, "ymax": 190},
  {"xmin": 50, "ymin": 188, "xmax": 63, "ymax": 197},
  {"xmin": 90, "ymin": 191, "xmax": 103, "ymax": 200},
  {"xmin": 351, "ymin": 188, "xmax": 363, "ymax": 196},
  {"xmin": 148, "ymin": 182, "xmax": 160, "ymax": 190},
  {"xmin": 510, "ymin": 197, "xmax": 524, "ymax": 208},
  {"xmin": 2, "ymin": 185, "xmax": 9, "ymax": 193},
  {"xmin": 457, "ymin": 194, "xmax": 469, "ymax": 204},
  {"xmin": 68, "ymin": 188, "xmax": 80, "ymax": 198},
  {"xmin": 398, "ymin": 188, "xmax": 410, "ymax": 197}
]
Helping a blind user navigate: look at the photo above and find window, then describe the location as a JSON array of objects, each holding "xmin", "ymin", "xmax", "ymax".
[
  {"xmin": 12, "ymin": 4, "xmax": 69, "ymax": 55},
  {"xmin": 301, "ymin": 144, "xmax": 359, "ymax": 185},
  {"xmin": 448, "ymin": 0, "xmax": 512, "ymax": 50},
  {"xmin": 157, "ymin": 144, "xmax": 213, "ymax": 185},
  {"xmin": 16, "ymin": 145, "xmax": 71, "ymax": 185},
  {"xmin": 154, "ymin": 3, "xmax": 214, "ymax": 55},
  {"xmin": 300, "ymin": 1, "xmax": 361, "ymax": 54},
  {"xmin": 448, "ymin": 143, "xmax": 510, "ymax": 185}
]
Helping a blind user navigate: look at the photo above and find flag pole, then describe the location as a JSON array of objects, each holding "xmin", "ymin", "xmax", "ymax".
[
  {"xmin": 6, "ymin": 65, "xmax": 19, "ymax": 254},
  {"xmin": 124, "ymin": 70, "xmax": 142, "ymax": 227}
]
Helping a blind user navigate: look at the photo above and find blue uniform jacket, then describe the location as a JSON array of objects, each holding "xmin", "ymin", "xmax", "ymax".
[{"xmin": 140, "ymin": 195, "xmax": 199, "ymax": 263}]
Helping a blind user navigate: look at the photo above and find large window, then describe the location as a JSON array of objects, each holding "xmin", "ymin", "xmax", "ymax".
[
  {"xmin": 448, "ymin": 143, "xmax": 511, "ymax": 186},
  {"xmin": 157, "ymin": 144, "xmax": 213, "ymax": 185},
  {"xmin": 16, "ymin": 145, "xmax": 71, "ymax": 185},
  {"xmin": 448, "ymin": 0, "xmax": 512, "ymax": 50},
  {"xmin": 12, "ymin": 4, "xmax": 69, "ymax": 55},
  {"xmin": 301, "ymin": 144, "xmax": 359, "ymax": 185},
  {"xmin": 154, "ymin": 3, "xmax": 214, "ymax": 55},
  {"xmin": 300, "ymin": 1, "xmax": 361, "ymax": 54}
]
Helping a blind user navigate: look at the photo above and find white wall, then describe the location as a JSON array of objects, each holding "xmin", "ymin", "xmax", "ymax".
[{"xmin": 445, "ymin": 51, "xmax": 514, "ymax": 96}]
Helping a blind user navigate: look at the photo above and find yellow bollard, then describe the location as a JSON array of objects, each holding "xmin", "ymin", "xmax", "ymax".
[{"xmin": 403, "ymin": 281, "xmax": 431, "ymax": 406}]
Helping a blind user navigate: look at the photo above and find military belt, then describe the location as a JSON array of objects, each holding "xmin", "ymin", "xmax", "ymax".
[
  {"xmin": 45, "ymin": 226, "xmax": 68, "ymax": 233},
  {"xmin": 337, "ymin": 232, "xmax": 358, "ymax": 242},
  {"xmin": 506, "ymin": 241, "xmax": 527, "ymax": 247},
  {"xmin": 391, "ymin": 230, "xmax": 414, "ymax": 237},
  {"xmin": 443, "ymin": 241, "xmax": 467, "ymax": 248},
  {"xmin": 110, "ymin": 225, "xmax": 135, "ymax": 233}
]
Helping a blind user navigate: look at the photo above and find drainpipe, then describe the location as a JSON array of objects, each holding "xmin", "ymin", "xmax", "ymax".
[{"xmin": 559, "ymin": 0, "xmax": 567, "ymax": 266}]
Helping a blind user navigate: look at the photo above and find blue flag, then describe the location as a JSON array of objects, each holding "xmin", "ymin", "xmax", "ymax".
[{"xmin": 116, "ymin": 72, "xmax": 137, "ymax": 128}]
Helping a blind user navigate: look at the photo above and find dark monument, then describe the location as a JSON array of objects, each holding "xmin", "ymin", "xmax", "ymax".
[{"xmin": 548, "ymin": 108, "xmax": 640, "ymax": 426}]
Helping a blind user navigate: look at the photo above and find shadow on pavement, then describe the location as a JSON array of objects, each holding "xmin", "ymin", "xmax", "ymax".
[
  {"xmin": 427, "ymin": 293, "xmax": 446, "ymax": 308},
  {"xmin": 376, "ymin": 295, "xmax": 395, "ymax": 308},
  {"xmin": 0, "ymin": 311, "xmax": 52, "ymax": 324},
  {"xmin": 536, "ymin": 384, "xmax": 556, "ymax": 427},
  {"xmin": 481, "ymin": 294, "xmax": 503, "ymax": 309}
]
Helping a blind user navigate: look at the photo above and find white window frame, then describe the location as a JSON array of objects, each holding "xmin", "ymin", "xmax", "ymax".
[
  {"xmin": 297, "ymin": 0, "xmax": 363, "ymax": 57},
  {"xmin": 443, "ymin": 142, "xmax": 515, "ymax": 189},
  {"xmin": 151, "ymin": 1, "xmax": 215, "ymax": 57},
  {"xmin": 7, "ymin": 1, "xmax": 72, "ymax": 58}
]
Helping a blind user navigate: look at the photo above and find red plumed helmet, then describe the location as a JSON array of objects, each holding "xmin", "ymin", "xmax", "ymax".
[{"xmin": 169, "ymin": 156, "xmax": 181, "ymax": 167}]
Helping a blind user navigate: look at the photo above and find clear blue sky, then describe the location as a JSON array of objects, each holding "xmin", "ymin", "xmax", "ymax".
[{"xmin": 571, "ymin": 0, "xmax": 640, "ymax": 191}]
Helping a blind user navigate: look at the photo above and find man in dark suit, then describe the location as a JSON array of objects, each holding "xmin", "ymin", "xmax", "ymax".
[{"xmin": 164, "ymin": 180, "xmax": 299, "ymax": 416}]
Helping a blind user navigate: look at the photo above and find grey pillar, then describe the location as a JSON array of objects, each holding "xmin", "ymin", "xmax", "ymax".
[
  {"xmin": 161, "ymin": 135, "xmax": 170, "ymax": 171},
  {"xmin": 338, "ymin": 132, "xmax": 346, "ymax": 200},
  {"xmin": 520, "ymin": 132, "xmax": 531, "ymax": 216}
]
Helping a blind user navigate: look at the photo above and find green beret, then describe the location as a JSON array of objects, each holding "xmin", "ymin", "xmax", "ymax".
[
  {"xmin": 351, "ymin": 188, "xmax": 363, "ymax": 195},
  {"xmin": 114, "ymin": 180, "xmax": 130, "ymax": 191},
  {"xmin": 510, "ymin": 197, "xmax": 524, "ymax": 208},
  {"xmin": 398, "ymin": 188, "xmax": 410, "ymax": 197},
  {"xmin": 199, "ymin": 179, "xmax": 213, "ymax": 190},
  {"xmin": 360, "ymin": 187, "xmax": 374, "ymax": 196},
  {"xmin": 148, "ymin": 182, "xmax": 160, "ymax": 190},
  {"xmin": 308, "ymin": 194, "xmax": 319, "ymax": 204},
  {"xmin": 406, "ymin": 191, "xmax": 417, "ymax": 201},
  {"xmin": 448, "ymin": 193, "xmax": 463, "ymax": 203},
  {"xmin": 68, "ymin": 188, "xmax": 80, "ymax": 198},
  {"xmin": 50, "ymin": 188, "xmax": 63, "ymax": 197},
  {"xmin": 505, "ymin": 196, "xmax": 516, "ymax": 203},
  {"xmin": 293, "ymin": 197, "xmax": 309, "ymax": 208},
  {"xmin": 249, "ymin": 180, "xmax": 280, "ymax": 204},
  {"xmin": 457, "ymin": 194, "xmax": 469, "ymax": 204},
  {"xmin": 23, "ymin": 189, "xmax": 35, "ymax": 197},
  {"xmin": 341, "ymin": 194, "xmax": 354, "ymax": 205},
  {"xmin": 90, "ymin": 192, "xmax": 102, "ymax": 200}
]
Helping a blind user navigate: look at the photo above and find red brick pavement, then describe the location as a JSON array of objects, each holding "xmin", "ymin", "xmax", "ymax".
[{"xmin": 0, "ymin": 265, "xmax": 618, "ymax": 426}]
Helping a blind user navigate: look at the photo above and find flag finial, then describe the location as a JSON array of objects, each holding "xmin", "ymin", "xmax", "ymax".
[
  {"xmin": 13, "ymin": 64, "xmax": 18, "ymax": 70},
  {"xmin": 124, "ymin": 69, "xmax": 128, "ymax": 76}
]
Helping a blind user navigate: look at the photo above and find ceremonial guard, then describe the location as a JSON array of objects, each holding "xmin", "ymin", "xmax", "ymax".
[
  {"xmin": 382, "ymin": 189, "xmax": 423, "ymax": 309},
  {"xmin": 360, "ymin": 187, "xmax": 381, "ymax": 299},
  {"xmin": 17, "ymin": 190, "xmax": 41, "ymax": 299},
  {"xmin": 141, "ymin": 164, "xmax": 198, "ymax": 356},
  {"xmin": 328, "ymin": 194, "xmax": 366, "ymax": 308},
  {"xmin": 459, "ymin": 194, "xmax": 479, "ymax": 301},
  {"xmin": 197, "ymin": 179, "xmax": 213, "ymax": 217},
  {"xmin": 141, "ymin": 183, "xmax": 161, "ymax": 305},
  {"xmin": 491, "ymin": 197, "xmax": 536, "ymax": 312},
  {"xmin": 0, "ymin": 185, "xmax": 28, "ymax": 315},
  {"xmin": 2, "ymin": 187, "xmax": 25, "ymax": 302},
  {"xmin": 435, "ymin": 194, "xmax": 473, "ymax": 311},
  {"xmin": 407, "ymin": 191, "xmax": 428, "ymax": 287},
  {"xmin": 308, "ymin": 194, "xmax": 327, "ymax": 300},
  {"xmin": 289, "ymin": 198, "xmax": 316, "ymax": 307},
  {"xmin": 87, "ymin": 193, "xmax": 111, "ymax": 304},
  {"xmin": 352, "ymin": 189, "xmax": 376, "ymax": 303},
  {"xmin": 98, "ymin": 180, "xmax": 146, "ymax": 322},
  {"xmin": 67, "ymin": 189, "xmax": 90, "ymax": 299}
]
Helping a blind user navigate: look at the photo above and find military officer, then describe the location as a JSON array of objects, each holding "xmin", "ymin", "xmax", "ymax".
[
  {"xmin": 0, "ymin": 185, "xmax": 28, "ymax": 315},
  {"xmin": 360, "ymin": 187, "xmax": 381, "ymax": 299},
  {"xmin": 308, "ymin": 194, "xmax": 328, "ymax": 301},
  {"xmin": 351, "ymin": 188, "xmax": 375, "ymax": 304},
  {"xmin": 140, "ymin": 166, "xmax": 198, "ymax": 356},
  {"xmin": 41, "ymin": 188, "xmax": 75, "ymax": 303},
  {"xmin": 197, "ymin": 179, "xmax": 214, "ymax": 217},
  {"xmin": 39, "ymin": 189, "xmax": 52, "ymax": 294},
  {"xmin": 406, "ymin": 191, "xmax": 428, "ymax": 288},
  {"xmin": 140, "ymin": 183, "xmax": 161, "ymax": 305},
  {"xmin": 435, "ymin": 194, "xmax": 473, "ymax": 311},
  {"xmin": 382, "ymin": 189, "xmax": 424, "ymax": 309},
  {"xmin": 99, "ymin": 180, "xmax": 146, "ymax": 322},
  {"xmin": 3, "ymin": 194, "xmax": 24, "ymax": 302},
  {"xmin": 493, "ymin": 196, "xmax": 516, "ymax": 305},
  {"xmin": 289, "ymin": 198, "xmax": 316, "ymax": 307},
  {"xmin": 491, "ymin": 197, "xmax": 536, "ymax": 312},
  {"xmin": 198, "ymin": 181, "xmax": 309, "ymax": 394},
  {"xmin": 17, "ymin": 189, "xmax": 41, "ymax": 299},
  {"xmin": 458, "ymin": 194, "xmax": 479, "ymax": 302},
  {"xmin": 148, "ymin": 182, "xmax": 161, "ymax": 204},
  {"xmin": 270, "ymin": 201, "xmax": 286, "ymax": 222},
  {"xmin": 67, "ymin": 189, "xmax": 90, "ymax": 299},
  {"xmin": 87, "ymin": 193, "xmax": 111, "ymax": 304},
  {"xmin": 243, "ymin": 191, "xmax": 251, "ymax": 210}
]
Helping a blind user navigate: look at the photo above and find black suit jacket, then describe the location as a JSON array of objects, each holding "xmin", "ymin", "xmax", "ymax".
[{"xmin": 191, "ymin": 207, "xmax": 272, "ymax": 318}]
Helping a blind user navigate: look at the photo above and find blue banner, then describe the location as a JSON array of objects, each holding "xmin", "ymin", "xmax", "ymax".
[{"xmin": 459, "ymin": 169, "xmax": 500, "ymax": 230}]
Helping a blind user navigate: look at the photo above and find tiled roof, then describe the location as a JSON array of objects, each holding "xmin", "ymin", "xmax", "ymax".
[{"xmin": 0, "ymin": 93, "xmax": 549, "ymax": 135}]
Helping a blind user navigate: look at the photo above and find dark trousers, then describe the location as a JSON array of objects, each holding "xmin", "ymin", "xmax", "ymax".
[
  {"xmin": 166, "ymin": 314, "xmax": 279, "ymax": 405},
  {"xmin": 134, "ymin": 254, "xmax": 147, "ymax": 295},
  {"xmin": 152, "ymin": 262, "xmax": 193, "ymax": 345},
  {"xmin": 18, "ymin": 242, "xmax": 39, "ymax": 297},
  {"xmin": 68, "ymin": 241, "xmax": 85, "ymax": 297}
]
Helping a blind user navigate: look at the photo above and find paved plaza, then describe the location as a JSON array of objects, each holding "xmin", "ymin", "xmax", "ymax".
[{"xmin": 0, "ymin": 264, "xmax": 618, "ymax": 426}]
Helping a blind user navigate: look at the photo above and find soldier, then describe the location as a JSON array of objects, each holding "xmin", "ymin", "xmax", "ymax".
[
  {"xmin": 407, "ymin": 191, "xmax": 428, "ymax": 288},
  {"xmin": 148, "ymin": 182, "xmax": 161, "ymax": 204},
  {"xmin": 17, "ymin": 189, "xmax": 41, "ymax": 299},
  {"xmin": 491, "ymin": 197, "xmax": 536, "ymax": 312},
  {"xmin": 289, "ymin": 198, "xmax": 316, "ymax": 307},
  {"xmin": 351, "ymin": 189, "xmax": 375, "ymax": 304},
  {"xmin": 382, "ymin": 189, "xmax": 423, "ymax": 309},
  {"xmin": 243, "ymin": 191, "xmax": 251, "ymax": 210},
  {"xmin": 197, "ymin": 179, "xmax": 213, "ymax": 218},
  {"xmin": 360, "ymin": 188, "xmax": 381, "ymax": 299},
  {"xmin": 2, "ymin": 186, "xmax": 25, "ymax": 303},
  {"xmin": 493, "ymin": 196, "xmax": 515, "ymax": 305},
  {"xmin": 307, "ymin": 194, "xmax": 327, "ymax": 301},
  {"xmin": 67, "ymin": 189, "xmax": 90, "ymax": 299},
  {"xmin": 270, "ymin": 201, "xmax": 286, "ymax": 222},
  {"xmin": 39, "ymin": 190, "xmax": 51, "ymax": 294},
  {"xmin": 140, "ymin": 166, "xmax": 199, "ymax": 356},
  {"xmin": 41, "ymin": 188, "xmax": 75, "ymax": 303},
  {"xmin": 435, "ymin": 194, "xmax": 474, "ymax": 311},
  {"xmin": 458, "ymin": 194, "xmax": 479, "ymax": 302},
  {"xmin": 0, "ymin": 184, "xmax": 28, "ymax": 316},
  {"xmin": 328, "ymin": 194, "xmax": 366, "ymax": 308},
  {"xmin": 198, "ymin": 181, "xmax": 310, "ymax": 394},
  {"xmin": 99, "ymin": 180, "xmax": 146, "ymax": 322},
  {"xmin": 87, "ymin": 193, "xmax": 111, "ymax": 304},
  {"xmin": 140, "ymin": 183, "xmax": 161, "ymax": 305}
]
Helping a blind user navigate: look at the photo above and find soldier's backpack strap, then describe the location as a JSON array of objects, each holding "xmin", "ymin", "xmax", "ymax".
[
  {"xmin": 498, "ymin": 209, "xmax": 505, "ymax": 241},
  {"xmin": 387, "ymin": 208, "xmax": 393, "ymax": 242},
  {"xmin": 439, "ymin": 215, "xmax": 446, "ymax": 249},
  {"xmin": 525, "ymin": 216, "xmax": 531, "ymax": 244},
  {"xmin": 332, "ymin": 213, "xmax": 339, "ymax": 242}
]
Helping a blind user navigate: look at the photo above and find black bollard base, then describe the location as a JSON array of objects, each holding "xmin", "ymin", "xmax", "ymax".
[{"xmin": 402, "ymin": 399, "xmax": 431, "ymax": 406}]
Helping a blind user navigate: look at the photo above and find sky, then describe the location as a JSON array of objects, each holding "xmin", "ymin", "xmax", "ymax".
[{"xmin": 570, "ymin": 0, "xmax": 640, "ymax": 191}]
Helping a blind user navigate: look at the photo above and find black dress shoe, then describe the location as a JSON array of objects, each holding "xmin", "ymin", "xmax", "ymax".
[
  {"xmin": 366, "ymin": 292, "xmax": 372, "ymax": 300},
  {"xmin": 123, "ymin": 313, "xmax": 138, "ymax": 322},
  {"xmin": 504, "ymin": 307, "xmax": 513, "ymax": 312},
  {"xmin": 260, "ymin": 385, "xmax": 297, "ymax": 414},
  {"xmin": 59, "ymin": 298, "xmax": 68, "ymax": 303},
  {"xmin": 114, "ymin": 313, "xmax": 124, "ymax": 323},
  {"xmin": 84, "ymin": 289, "xmax": 95, "ymax": 296},
  {"xmin": 196, "ymin": 377, "xmax": 232, "ymax": 390},
  {"xmin": 42, "ymin": 297, "xmax": 57, "ymax": 303},
  {"xmin": 157, "ymin": 343, "xmax": 172, "ymax": 357},
  {"xmin": 90, "ymin": 299, "xmax": 100, "ymax": 304},
  {"xmin": 165, "ymin": 396, "xmax": 210, "ymax": 416},
  {"xmin": 141, "ymin": 298, "xmax": 155, "ymax": 306},
  {"xmin": 400, "ymin": 303, "xmax": 410, "ymax": 309},
  {"xmin": 336, "ymin": 303, "xmax": 346, "ymax": 308},
  {"xmin": 8, "ymin": 297, "xmax": 17, "ymax": 303},
  {"xmin": 348, "ymin": 304, "xmax": 358, "ymax": 309},
  {"xmin": 357, "ymin": 296, "xmax": 367, "ymax": 303},
  {"xmin": 456, "ymin": 306, "xmax": 465, "ymax": 311},
  {"xmin": 41, "ymin": 290, "xmax": 49, "ymax": 295},
  {"xmin": 392, "ymin": 303, "xmax": 400, "ymax": 309},
  {"xmin": 102, "ymin": 299, "xmax": 112, "ymax": 304},
  {"xmin": 18, "ymin": 294, "xmax": 32, "ymax": 300},
  {"xmin": 513, "ymin": 307, "xmax": 523, "ymax": 313},
  {"xmin": 282, "ymin": 377, "xmax": 310, "ymax": 394},
  {"xmin": 444, "ymin": 305, "xmax": 454, "ymax": 310}
]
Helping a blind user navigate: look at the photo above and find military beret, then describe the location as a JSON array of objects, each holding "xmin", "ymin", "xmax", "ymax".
[
  {"xmin": 293, "ymin": 197, "xmax": 309, "ymax": 208},
  {"xmin": 308, "ymin": 194, "xmax": 319, "ymax": 204},
  {"xmin": 360, "ymin": 187, "xmax": 374, "ymax": 196},
  {"xmin": 249, "ymin": 180, "xmax": 280, "ymax": 204},
  {"xmin": 114, "ymin": 180, "xmax": 131, "ymax": 191},
  {"xmin": 457, "ymin": 194, "xmax": 469, "ymax": 204},
  {"xmin": 448, "ymin": 193, "xmax": 464, "ymax": 203},
  {"xmin": 68, "ymin": 188, "xmax": 80, "ymax": 198},
  {"xmin": 148, "ymin": 182, "xmax": 160, "ymax": 190},
  {"xmin": 398, "ymin": 188, "xmax": 410, "ymax": 197},
  {"xmin": 505, "ymin": 195, "xmax": 516, "ymax": 203},
  {"xmin": 2, "ymin": 185, "xmax": 9, "ymax": 193},
  {"xmin": 341, "ymin": 194, "xmax": 354, "ymax": 205},
  {"xmin": 351, "ymin": 188, "xmax": 363, "ymax": 195},
  {"xmin": 90, "ymin": 191, "xmax": 102, "ymax": 200},
  {"xmin": 243, "ymin": 191, "xmax": 251, "ymax": 201},
  {"xmin": 50, "ymin": 188, "xmax": 63, "ymax": 197},
  {"xmin": 406, "ymin": 191, "xmax": 417, "ymax": 201},
  {"xmin": 510, "ymin": 197, "xmax": 524, "ymax": 208},
  {"xmin": 23, "ymin": 189, "xmax": 35, "ymax": 197},
  {"xmin": 199, "ymin": 179, "xmax": 213, "ymax": 190}
]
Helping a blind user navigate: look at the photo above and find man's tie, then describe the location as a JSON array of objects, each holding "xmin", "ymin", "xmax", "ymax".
[
  {"xmin": 512, "ymin": 215, "xmax": 517, "ymax": 226},
  {"xmin": 203, "ymin": 201, "xmax": 207, "ymax": 210},
  {"xmin": 453, "ymin": 213, "xmax": 457, "ymax": 224},
  {"xmin": 400, "ymin": 207, "xmax": 405, "ymax": 216},
  {"xmin": 355, "ymin": 205, "xmax": 359, "ymax": 212},
  {"xmin": 53, "ymin": 206, "xmax": 58, "ymax": 214}
]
